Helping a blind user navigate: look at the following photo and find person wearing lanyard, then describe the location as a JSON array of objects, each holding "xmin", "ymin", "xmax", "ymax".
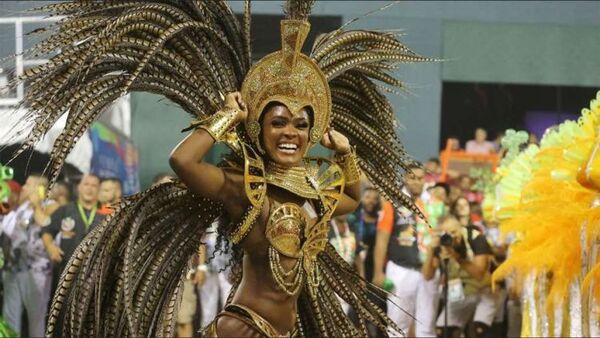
[{"xmin": 41, "ymin": 174, "xmax": 109, "ymax": 301}]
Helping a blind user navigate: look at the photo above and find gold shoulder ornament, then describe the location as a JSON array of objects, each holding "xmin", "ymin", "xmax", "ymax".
[{"xmin": 229, "ymin": 141, "xmax": 267, "ymax": 245}]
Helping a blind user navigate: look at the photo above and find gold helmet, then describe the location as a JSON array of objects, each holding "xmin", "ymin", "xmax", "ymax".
[{"xmin": 241, "ymin": 19, "xmax": 331, "ymax": 153}]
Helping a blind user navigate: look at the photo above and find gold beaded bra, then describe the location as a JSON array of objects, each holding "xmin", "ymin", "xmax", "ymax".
[{"xmin": 228, "ymin": 142, "xmax": 345, "ymax": 294}]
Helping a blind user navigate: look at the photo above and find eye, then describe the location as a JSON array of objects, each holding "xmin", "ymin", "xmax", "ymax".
[
  {"xmin": 295, "ymin": 120, "xmax": 309, "ymax": 129},
  {"xmin": 271, "ymin": 118, "xmax": 287, "ymax": 128}
]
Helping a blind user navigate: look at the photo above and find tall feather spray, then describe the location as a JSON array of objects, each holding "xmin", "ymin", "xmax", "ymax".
[
  {"xmin": 284, "ymin": 0, "xmax": 315, "ymax": 20},
  {"xmin": 7, "ymin": 0, "xmax": 434, "ymax": 336},
  {"xmin": 311, "ymin": 27, "xmax": 435, "ymax": 217}
]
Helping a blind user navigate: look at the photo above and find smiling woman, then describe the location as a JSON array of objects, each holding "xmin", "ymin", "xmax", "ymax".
[
  {"xmin": 169, "ymin": 85, "xmax": 362, "ymax": 335},
  {"xmin": 261, "ymin": 104, "xmax": 311, "ymax": 165}
]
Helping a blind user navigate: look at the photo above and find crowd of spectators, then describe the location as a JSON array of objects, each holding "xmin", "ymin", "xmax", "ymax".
[
  {"xmin": 325, "ymin": 127, "xmax": 526, "ymax": 338},
  {"xmin": 0, "ymin": 173, "xmax": 121, "ymax": 337},
  {"xmin": 0, "ymin": 127, "xmax": 526, "ymax": 338}
]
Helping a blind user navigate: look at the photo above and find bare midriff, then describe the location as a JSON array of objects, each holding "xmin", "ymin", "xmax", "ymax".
[{"xmin": 231, "ymin": 250, "xmax": 300, "ymax": 335}]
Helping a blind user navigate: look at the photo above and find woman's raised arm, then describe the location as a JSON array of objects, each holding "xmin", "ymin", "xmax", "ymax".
[{"xmin": 169, "ymin": 92, "xmax": 247, "ymax": 203}]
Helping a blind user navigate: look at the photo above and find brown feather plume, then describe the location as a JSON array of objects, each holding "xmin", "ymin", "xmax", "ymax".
[
  {"xmin": 283, "ymin": 0, "xmax": 315, "ymax": 20},
  {"xmin": 12, "ymin": 0, "xmax": 250, "ymax": 188},
  {"xmin": 311, "ymin": 28, "xmax": 436, "ymax": 219}
]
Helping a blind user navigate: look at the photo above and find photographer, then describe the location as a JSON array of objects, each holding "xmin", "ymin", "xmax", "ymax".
[{"xmin": 422, "ymin": 216, "xmax": 496, "ymax": 338}]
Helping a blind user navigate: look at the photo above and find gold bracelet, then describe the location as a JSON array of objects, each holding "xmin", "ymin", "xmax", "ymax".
[
  {"xmin": 190, "ymin": 107, "xmax": 240, "ymax": 142},
  {"xmin": 336, "ymin": 148, "xmax": 361, "ymax": 185}
]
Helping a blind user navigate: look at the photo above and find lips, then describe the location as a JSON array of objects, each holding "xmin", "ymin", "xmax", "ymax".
[{"xmin": 277, "ymin": 143, "xmax": 298, "ymax": 154}]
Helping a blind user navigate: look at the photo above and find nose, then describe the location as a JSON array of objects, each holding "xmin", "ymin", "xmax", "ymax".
[{"xmin": 282, "ymin": 124, "xmax": 298, "ymax": 138}]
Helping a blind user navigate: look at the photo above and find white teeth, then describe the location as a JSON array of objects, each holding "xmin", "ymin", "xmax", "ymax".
[
  {"xmin": 278, "ymin": 143, "xmax": 298, "ymax": 150},
  {"xmin": 278, "ymin": 143, "xmax": 298, "ymax": 154}
]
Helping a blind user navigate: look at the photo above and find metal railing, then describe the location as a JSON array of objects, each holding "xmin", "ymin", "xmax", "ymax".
[
  {"xmin": 0, "ymin": 15, "xmax": 131, "ymax": 137},
  {"xmin": 0, "ymin": 15, "xmax": 63, "ymax": 106}
]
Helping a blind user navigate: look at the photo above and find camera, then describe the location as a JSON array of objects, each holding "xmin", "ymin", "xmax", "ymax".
[{"xmin": 440, "ymin": 232, "xmax": 453, "ymax": 247}]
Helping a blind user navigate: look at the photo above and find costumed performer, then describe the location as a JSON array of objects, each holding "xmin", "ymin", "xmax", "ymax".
[
  {"xmin": 5, "ymin": 0, "xmax": 433, "ymax": 337},
  {"xmin": 491, "ymin": 92, "xmax": 600, "ymax": 337}
]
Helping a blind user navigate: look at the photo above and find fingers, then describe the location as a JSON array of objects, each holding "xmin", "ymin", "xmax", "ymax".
[
  {"xmin": 232, "ymin": 92, "xmax": 242, "ymax": 104},
  {"xmin": 328, "ymin": 130, "xmax": 338, "ymax": 147},
  {"xmin": 320, "ymin": 131, "xmax": 331, "ymax": 147},
  {"xmin": 237, "ymin": 96, "xmax": 247, "ymax": 112},
  {"xmin": 224, "ymin": 93, "xmax": 235, "ymax": 106},
  {"xmin": 224, "ymin": 91, "xmax": 247, "ymax": 113}
]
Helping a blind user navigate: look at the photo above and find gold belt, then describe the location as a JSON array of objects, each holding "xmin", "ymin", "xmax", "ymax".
[{"xmin": 204, "ymin": 303, "xmax": 293, "ymax": 337}]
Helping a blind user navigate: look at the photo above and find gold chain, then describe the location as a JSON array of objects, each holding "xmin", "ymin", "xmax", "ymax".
[{"xmin": 269, "ymin": 246, "xmax": 304, "ymax": 296}]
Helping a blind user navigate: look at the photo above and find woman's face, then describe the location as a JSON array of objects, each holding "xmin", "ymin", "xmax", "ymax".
[
  {"xmin": 454, "ymin": 197, "xmax": 471, "ymax": 217},
  {"xmin": 261, "ymin": 104, "xmax": 310, "ymax": 166}
]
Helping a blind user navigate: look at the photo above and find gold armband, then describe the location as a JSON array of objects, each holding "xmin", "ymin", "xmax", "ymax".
[
  {"xmin": 186, "ymin": 107, "xmax": 240, "ymax": 142},
  {"xmin": 336, "ymin": 148, "xmax": 361, "ymax": 185}
]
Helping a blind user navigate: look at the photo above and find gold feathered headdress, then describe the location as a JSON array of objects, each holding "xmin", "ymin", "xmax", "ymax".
[{"xmin": 242, "ymin": 16, "xmax": 331, "ymax": 150}]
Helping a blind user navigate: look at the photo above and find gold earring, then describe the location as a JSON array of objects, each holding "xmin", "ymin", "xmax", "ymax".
[{"xmin": 309, "ymin": 128, "xmax": 320, "ymax": 144}]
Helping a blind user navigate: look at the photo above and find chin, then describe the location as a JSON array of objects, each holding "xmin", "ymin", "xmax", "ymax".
[
  {"xmin": 272, "ymin": 156, "xmax": 302, "ymax": 166},
  {"xmin": 269, "ymin": 154, "xmax": 302, "ymax": 166}
]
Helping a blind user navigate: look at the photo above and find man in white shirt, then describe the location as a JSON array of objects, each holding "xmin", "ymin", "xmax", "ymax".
[
  {"xmin": 1, "ymin": 175, "xmax": 52, "ymax": 337},
  {"xmin": 465, "ymin": 128, "xmax": 496, "ymax": 154}
]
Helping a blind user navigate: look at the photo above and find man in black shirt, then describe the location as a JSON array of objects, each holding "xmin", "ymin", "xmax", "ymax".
[
  {"xmin": 373, "ymin": 167, "xmax": 437, "ymax": 337},
  {"xmin": 41, "ymin": 174, "xmax": 108, "ymax": 290}
]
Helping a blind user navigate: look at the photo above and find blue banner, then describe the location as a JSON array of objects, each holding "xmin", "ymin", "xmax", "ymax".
[{"xmin": 89, "ymin": 122, "xmax": 140, "ymax": 195}]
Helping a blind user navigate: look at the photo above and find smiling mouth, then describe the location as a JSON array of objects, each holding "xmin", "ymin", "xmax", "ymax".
[{"xmin": 277, "ymin": 143, "xmax": 298, "ymax": 154}]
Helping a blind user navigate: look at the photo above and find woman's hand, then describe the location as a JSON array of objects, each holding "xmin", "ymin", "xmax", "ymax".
[
  {"xmin": 223, "ymin": 92, "xmax": 248, "ymax": 122},
  {"xmin": 321, "ymin": 128, "xmax": 351, "ymax": 155}
]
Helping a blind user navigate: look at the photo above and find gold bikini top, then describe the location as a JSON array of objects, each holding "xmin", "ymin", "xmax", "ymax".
[
  {"xmin": 266, "ymin": 199, "xmax": 328, "ymax": 295},
  {"xmin": 265, "ymin": 202, "xmax": 309, "ymax": 258},
  {"xmin": 226, "ymin": 142, "xmax": 345, "ymax": 294}
]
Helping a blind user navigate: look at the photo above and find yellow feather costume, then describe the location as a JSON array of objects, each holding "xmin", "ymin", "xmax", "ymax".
[{"xmin": 491, "ymin": 91, "xmax": 600, "ymax": 336}]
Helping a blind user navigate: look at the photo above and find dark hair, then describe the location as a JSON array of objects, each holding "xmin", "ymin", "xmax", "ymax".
[
  {"xmin": 54, "ymin": 180, "xmax": 72, "ymax": 200},
  {"xmin": 450, "ymin": 196, "xmax": 470, "ymax": 218},
  {"xmin": 432, "ymin": 182, "xmax": 450, "ymax": 196},
  {"xmin": 101, "ymin": 176, "xmax": 122, "ymax": 187},
  {"xmin": 78, "ymin": 173, "xmax": 100, "ymax": 182},
  {"xmin": 259, "ymin": 101, "xmax": 314, "ymax": 129}
]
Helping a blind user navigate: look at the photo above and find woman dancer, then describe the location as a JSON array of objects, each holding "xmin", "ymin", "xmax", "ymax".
[{"xmin": 8, "ymin": 0, "xmax": 432, "ymax": 336}]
